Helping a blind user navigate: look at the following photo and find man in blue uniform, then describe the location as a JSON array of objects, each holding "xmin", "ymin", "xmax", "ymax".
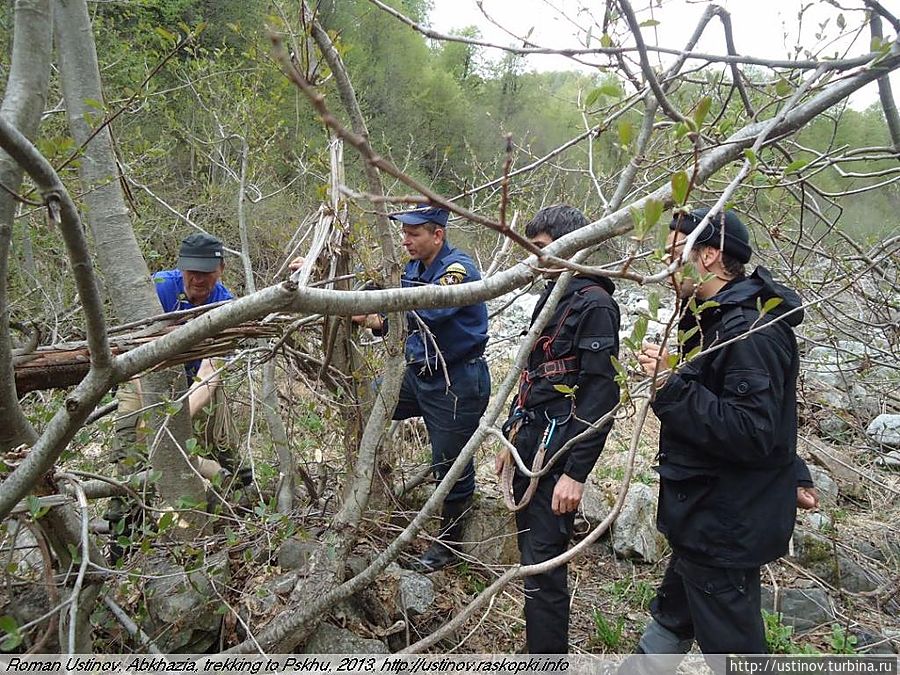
[
  {"xmin": 355, "ymin": 205, "xmax": 490, "ymax": 572},
  {"xmin": 497, "ymin": 204, "xmax": 620, "ymax": 653},
  {"xmin": 635, "ymin": 208, "xmax": 817, "ymax": 662}
]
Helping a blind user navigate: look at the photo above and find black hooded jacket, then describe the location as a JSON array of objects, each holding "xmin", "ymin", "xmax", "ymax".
[
  {"xmin": 508, "ymin": 275, "xmax": 621, "ymax": 483},
  {"xmin": 652, "ymin": 267, "xmax": 805, "ymax": 567}
]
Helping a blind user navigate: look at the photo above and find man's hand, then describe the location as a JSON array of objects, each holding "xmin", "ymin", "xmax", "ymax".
[
  {"xmin": 288, "ymin": 256, "xmax": 305, "ymax": 272},
  {"xmin": 639, "ymin": 340, "xmax": 670, "ymax": 387},
  {"xmin": 797, "ymin": 486, "xmax": 819, "ymax": 510},
  {"xmin": 352, "ymin": 313, "xmax": 383, "ymax": 331},
  {"xmin": 552, "ymin": 474, "xmax": 584, "ymax": 515},
  {"xmin": 495, "ymin": 448, "xmax": 510, "ymax": 478}
]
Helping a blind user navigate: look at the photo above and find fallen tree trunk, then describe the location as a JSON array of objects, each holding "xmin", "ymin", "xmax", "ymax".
[{"xmin": 14, "ymin": 322, "xmax": 284, "ymax": 395}]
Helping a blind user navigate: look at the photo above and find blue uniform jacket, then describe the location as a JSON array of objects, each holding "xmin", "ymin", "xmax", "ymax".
[
  {"xmin": 400, "ymin": 242, "xmax": 488, "ymax": 371},
  {"xmin": 152, "ymin": 269, "xmax": 234, "ymax": 380}
]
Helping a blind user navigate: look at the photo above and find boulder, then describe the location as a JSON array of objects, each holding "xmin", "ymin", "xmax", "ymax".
[
  {"xmin": 866, "ymin": 414, "xmax": 900, "ymax": 449},
  {"xmin": 579, "ymin": 477, "xmax": 614, "ymax": 529},
  {"xmin": 792, "ymin": 530, "xmax": 881, "ymax": 593},
  {"xmin": 806, "ymin": 465, "xmax": 838, "ymax": 505},
  {"xmin": 382, "ymin": 564, "xmax": 434, "ymax": 616},
  {"xmin": 460, "ymin": 495, "xmax": 519, "ymax": 567},
  {"xmin": 143, "ymin": 552, "xmax": 229, "ymax": 652},
  {"xmin": 610, "ymin": 483, "xmax": 666, "ymax": 564},
  {"xmin": 761, "ymin": 586, "xmax": 834, "ymax": 631},
  {"xmin": 277, "ymin": 537, "xmax": 319, "ymax": 572},
  {"xmin": 304, "ymin": 623, "xmax": 389, "ymax": 654}
]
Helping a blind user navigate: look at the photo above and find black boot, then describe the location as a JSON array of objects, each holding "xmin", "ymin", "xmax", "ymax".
[{"xmin": 410, "ymin": 498, "xmax": 472, "ymax": 573}]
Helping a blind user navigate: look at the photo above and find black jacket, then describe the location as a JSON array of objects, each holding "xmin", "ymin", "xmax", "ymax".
[
  {"xmin": 652, "ymin": 267, "xmax": 805, "ymax": 567},
  {"xmin": 508, "ymin": 275, "xmax": 621, "ymax": 483}
]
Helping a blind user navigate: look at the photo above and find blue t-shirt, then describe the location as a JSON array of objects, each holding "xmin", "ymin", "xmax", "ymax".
[{"xmin": 152, "ymin": 269, "xmax": 234, "ymax": 380}]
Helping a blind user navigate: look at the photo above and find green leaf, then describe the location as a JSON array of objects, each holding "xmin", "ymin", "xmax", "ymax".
[
  {"xmin": 83, "ymin": 98, "xmax": 105, "ymax": 112},
  {"xmin": 870, "ymin": 36, "xmax": 882, "ymax": 52},
  {"xmin": 693, "ymin": 96, "xmax": 712, "ymax": 128},
  {"xmin": 744, "ymin": 149, "xmax": 758, "ymax": 166},
  {"xmin": 0, "ymin": 632, "xmax": 22, "ymax": 652},
  {"xmin": 185, "ymin": 437, "xmax": 200, "ymax": 455},
  {"xmin": 836, "ymin": 13, "xmax": 845, "ymax": 30},
  {"xmin": 784, "ymin": 159, "xmax": 808, "ymax": 174},
  {"xmin": 648, "ymin": 292, "xmax": 660, "ymax": 320},
  {"xmin": 632, "ymin": 316, "xmax": 648, "ymax": 345},
  {"xmin": 617, "ymin": 119, "xmax": 634, "ymax": 146},
  {"xmin": 600, "ymin": 81, "xmax": 623, "ymax": 98},
  {"xmin": 674, "ymin": 121, "xmax": 690, "ymax": 139},
  {"xmin": 643, "ymin": 198, "xmax": 664, "ymax": 229},
  {"xmin": 639, "ymin": 19, "xmax": 660, "ymax": 27},
  {"xmin": 584, "ymin": 88, "xmax": 603, "ymax": 108},
  {"xmin": 0, "ymin": 615, "xmax": 18, "ymax": 634},
  {"xmin": 684, "ymin": 346, "xmax": 702, "ymax": 362},
  {"xmin": 671, "ymin": 171, "xmax": 690, "ymax": 206},
  {"xmin": 600, "ymin": 33, "xmax": 613, "ymax": 48},
  {"xmin": 154, "ymin": 27, "xmax": 176, "ymax": 42},
  {"xmin": 552, "ymin": 384, "xmax": 577, "ymax": 396},
  {"xmin": 158, "ymin": 511, "xmax": 175, "ymax": 532},
  {"xmin": 678, "ymin": 325, "xmax": 700, "ymax": 344},
  {"xmin": 759, "ymin": 297, "xmax": 783, "ymax": 316},
  {"xmin": 775, "ymin": 78, "xmax": 792, "ymax": 97}
]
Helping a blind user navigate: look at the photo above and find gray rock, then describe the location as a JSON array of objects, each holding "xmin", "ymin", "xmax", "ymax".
[
  {"xmin": 304, "ymin": 623, "xmax": 389, "ymax": 654},
  {"xmin": 852, "ymin": 629, "xmax": 897, "ymax": 655},
  {"xmin": 792, "ymin": 530, "xmax": 882, "ymax": 593},
  {"xmin": 876, "ymin": 450, "xmax": 900, "ymax": 471},
  {"xmin": 761, "ymin": 586, "xmax": 834, "ymax": 631},
  {"xmin": 277, "ymin": 537, "xmax": 320, "ymax": 571},
  {"xmin": 580, "ymin": 477, "xmax": 614, "ymax": 528},
  {"xmin": 611, "ymin": 483, "xmax": 666, "ymax": 564},
  {"xmin": 143, "ymin": 553, "xmax": 229, "ymax": 652},
  {"xmin": 867, "ymin": 414, "xmax": 900, "ymax": 449},
  {"xmin": 800, "ymin": 512, "xmax": 832, "ymax": 532},
  {"xmin": 398, "ymin": 571, "xmax": 434, "ymax": 615},
  {"xmin": 806, "ymin": 465, "xmax": 838, "ymax": 505},
  {"xmin": 384, "ymin": 564, "xmax": 434, "ymax": 616},
  {"xmin": 460, "ymin": 496, "xmax": 519, "ymax": 566}
]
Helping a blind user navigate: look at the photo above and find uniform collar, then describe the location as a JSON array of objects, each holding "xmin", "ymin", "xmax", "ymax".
[{"xmin": 415, "ymin": 241, "xmax": 453, "ymax": 279}]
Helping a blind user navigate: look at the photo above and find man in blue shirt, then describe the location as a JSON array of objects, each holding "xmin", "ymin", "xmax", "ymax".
[
  {"xmin": 153, "ymin": 232, "xmax": 234, "ymax": 381},
  {"xmin": 108, "ymin": 232, "xmax": 237, "ymax": 560},
  {"xmin": 355, "ymin": 205, "xmax": 490, "ymax": 572}
]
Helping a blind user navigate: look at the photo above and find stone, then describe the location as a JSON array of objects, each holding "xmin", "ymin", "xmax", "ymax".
[
  {"xmin": 143, "ymin": 553, "xmax": 230, "ymax": 653},
  {"xmin": 580, "ymin": 477, "xmax": 614, "ymax": 528},
  {"xmin": 866, "ymin": 414, "xmax": 900, "ymax": 449},
  {"xmin": 806, "ymin": 465, "xmax": 838, "ymax": 505},
  {"xmin": 876, "ymin": 451, "xmax": 900, "ymax": 471},
  {"xmin": 852, "ymin": 629, "xmax": 897, "ymax": 655},
  {"xmin": 760, "ymin": 586, "xmax": 834, "ymax": 632},
  {"xmin": 800, "ymin": 512, "xmax": 832, "ymax": 532},
  {"xmin": 304, "ymin": 623, "xmax": 389, "ymax": 654},
  {"xmin": 277, "ymin": 537, "xmax": 318, "ymax": 571},
  {"xmin": 460, "ymin": 496, "xmax": 519, "ymax": 567},
  {"xmin": 800, "ymin": 440, "xmax": 867, "ymax": 501},
  {"xmin": 610, "ymin": 483, "xmax": 666, "ymax": 564},
  {"xmin": 792, "ymin": 530, "xmax": 882, "ymax": 593},
  {"xmin": 390, "ymin": 566, "xmax": 434, "ymax": 616}
]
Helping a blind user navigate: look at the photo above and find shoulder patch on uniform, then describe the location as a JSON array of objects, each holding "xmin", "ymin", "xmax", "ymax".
[
  {"xmin": 445, "ymin": 262, "xmax": 468, "ymax": 275},
  {"xmin": 439, "ymin": 262, "xmax": 468, "ymax": 286}
]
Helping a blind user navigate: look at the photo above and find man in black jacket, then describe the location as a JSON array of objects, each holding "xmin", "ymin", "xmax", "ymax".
[
  {"xmin": 497, "ymin": 205, "xmax": 621, "ymax": 653},
  {"xmin": 637, "ymin": 208, "xmax": 817, "ymax": 657}
]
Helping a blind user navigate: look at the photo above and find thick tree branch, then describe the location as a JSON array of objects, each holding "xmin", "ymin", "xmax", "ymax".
[
  {"xmin": 869, "ymin": 14, "xmax": 900, "ymax": 151},
  {"xmin": 0, "ymin": 0, "xmax": 51, "ymax": 451}
]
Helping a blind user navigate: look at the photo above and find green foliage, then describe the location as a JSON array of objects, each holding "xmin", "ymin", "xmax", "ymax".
[{"xmin": 590, "ymin": 608, "xmax": 625, "ymax": 650}]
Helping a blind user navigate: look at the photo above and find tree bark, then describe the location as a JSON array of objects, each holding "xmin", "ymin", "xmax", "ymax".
[
  {"xmin": 0, "ymin": 0, "xmax": 52, "ymax": 451},
  {"xmin": 52, "ymin": 0, "xmax": 206, "ymax": 517}
]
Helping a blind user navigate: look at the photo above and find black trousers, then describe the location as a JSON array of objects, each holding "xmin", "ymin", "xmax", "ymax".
[
  {"xmin": 648, "ymin": 554, "xmax": 766, "ymax": 655},
  {"xmin": 514, "ymin": 468, "xmax": 576, "ymax": 654}
]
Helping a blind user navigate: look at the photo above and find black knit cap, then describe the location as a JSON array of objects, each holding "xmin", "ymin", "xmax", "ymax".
[{"xmin": 669, "ymin": 207, "xmax": 752, "ymax": 264}]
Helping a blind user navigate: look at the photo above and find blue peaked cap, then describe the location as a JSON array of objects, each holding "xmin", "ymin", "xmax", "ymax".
[{"xmin": 389, "ymin": 203, "xmax": 450, "ymax": 227}]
